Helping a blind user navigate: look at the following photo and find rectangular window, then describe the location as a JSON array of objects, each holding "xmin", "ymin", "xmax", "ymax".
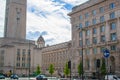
[
  {"xmin": 16, "ymin": 63, "xmax": 20, "ymax": 67},
  {"xmin": 111, "ymin": 33, "xmax": 117, "ymax": 41},
  {"xmin": 79, "ymin": 31, "xmax": 82, "ymax": 38},
  {"xmin": 85, "ymin": 21, "xmax": 90, "ymax": 27},
  {"xmin": 79, "ymin": 23, "xmax": 82, "ymax": 29},
  {"xmin": 79, "ymin": 50, "xmax": 83, "ymax": 56},
  {"xmin": 99, "ymin": 7, "xmax": 104, "ymax": 13},
  {"xmin": 79, "ymin": 40, "xmax": 83, "ymax": 47},
  {"xmin": 110, "ymin": 45, "xmax": 116, "ymax": 51},
  {"xmin": 100, "ymin": 25, "xmax": 105, "ymax": 32},
  {"xmin": 86, "ymin": 49, "xmax": 90, "ymax": 55},
  {"xmin": 92, "ymin": 10, "xmax": 96, "ymax": 16},
  {"xmin": 86, "ymin": 30, "xmax": 90, "ymax": 36},
  {"xmin": 17, "ymin": 49, "xmax": 20, "ymax": 55},
  {"xmin": 92, "ymin": 18, "xmax": 97, "ymax": 25},
  {"xmin": 85, "ymin": 13, "xmax": 89, "ymax": 18},
  {"xmin": 110, "ymin": 12, "xmax": 115, "ymax": 19},
  {"xmin": 93, "ymin": 37, "xmax": 97, "ymax": 44},
  {"xmin": 79, "ymin": 15, "xmax": 82, "ymax": 20},
  {"xmin": 101, "ymin": 35, "xmax": 106, "ymax": 42},
  {"xmin": 17, "ymin": 57, "xmax": 20, "ymax": 61},
  {"xmin": 22, "ymin": 63, "xmax": 25, "ymax": 67},
  {"xmin": 100, "ymin": 16, "xmax": 105, "ymax": 22},
  {"xmin": 109, "ymin": 3, "xmax": 115, "ymax": 9},
  {"xmin": 110, "ymin": 22, "xmax": 116, "ymax": 30},
  {"xmin": 22, "ymin": 49, "xmax": 26, "ymax": 55},
  {"xmin": 86, "ymin": 39, "xmax": 90, "ymax": 46},
  {"xmin": 93, "ymin": 48, "xmax": 97, "ymax": 54},
  {"xmin": 101, "ymin": 47, "xmax": 105, "ymax": 53},
  {"xmin": 87, "ymin": 60, "xmax": 90, "ymax": 70},
  {"xmin": 93, "ymin": 28, "xmax": 97, "ymax": 34}
]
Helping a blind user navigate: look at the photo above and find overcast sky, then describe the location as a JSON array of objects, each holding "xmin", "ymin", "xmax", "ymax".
[{"xmin": 0, "ymin": 0, "xmax": 88, "ymax": 45}]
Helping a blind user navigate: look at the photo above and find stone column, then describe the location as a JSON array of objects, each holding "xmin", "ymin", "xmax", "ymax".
[{"xmin": 105, "ymin": 21, "xmax": 110, "ymax": 41}]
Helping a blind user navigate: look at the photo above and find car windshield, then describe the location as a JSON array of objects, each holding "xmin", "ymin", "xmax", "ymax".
[{"xmin": 41, "ymin": 75, "xmax": 46, "ymax": 77}]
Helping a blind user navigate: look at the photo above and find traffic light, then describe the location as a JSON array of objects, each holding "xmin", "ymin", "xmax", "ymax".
[
  {"xmin": 96, "ymin": 59, "xmax": 100, "ymax": 68},
  {"xmin": 68, "ymin": 60, "xmax": 71, "ymax": 69}
]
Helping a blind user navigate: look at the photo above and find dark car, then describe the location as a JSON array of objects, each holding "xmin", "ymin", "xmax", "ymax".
[
  {"xmin": 0, "ymin": 74, "xmax": 5, "ymax": 79},
  {"xmin": 36, "ymin": 75, "xmax": 47, "ymax": 80},
  {"xmin": 10, "ymin": 74, "xmax": 19, "ymax": 79}
]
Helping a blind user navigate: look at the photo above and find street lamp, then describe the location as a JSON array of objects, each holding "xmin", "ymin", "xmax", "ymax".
[
  {"xmin": 81, "ymin": 28, "xmax": 85, "ymax": 80},
  {"xmin": 28, "ymin": 40, "xmax": 31, "ymax": 80}
]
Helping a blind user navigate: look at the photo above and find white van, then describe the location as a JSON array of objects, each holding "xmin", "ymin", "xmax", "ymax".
[{"xmin": 105, "ymin": 75, "xmax": 120, "ymax": 80}]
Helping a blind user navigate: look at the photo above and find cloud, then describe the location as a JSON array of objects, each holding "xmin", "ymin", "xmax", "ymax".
[
  {"xmin": 0, "ymin": 0, "xmax": 6, "ymax": 37},
  {"xmin": 0, "ymin": 0, "xmax": 88, "ymax": 45}
]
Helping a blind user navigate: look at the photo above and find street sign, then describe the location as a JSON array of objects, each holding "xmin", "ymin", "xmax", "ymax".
[{"xmin": 103, "ymin": 48, "xmax": 110, "ymax": 58}]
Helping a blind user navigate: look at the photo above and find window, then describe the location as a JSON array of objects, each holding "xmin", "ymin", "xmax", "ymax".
[
  {"xmin": 110, "ymin": 22, "xmax": 116, "ymax": 30},
  {"xmin": 100, "ymin": 25, "xmax": 105, "ymax": 32},
  {"xmin": 110, "ymin": 45, "xmax": 116, "ymax": 51},
  {"xmin": 79, "ymin": 50, "xmax": 83, "ymax": 56},
  {"xmin": 17, "ymin": 49, "xmax": 20, "ymax": 56},
  {"xmin": 22, "ymin": 63, "xmax": 25, "ymax": 67},
  {"xmin": 79, "ymin": 23, "xmax": 82, "ymax": 29},
  {"xmin": 92, "ymin": 18, "xmax": 97, "ymax": 25},
  {"xmin": 85, "ymin": 21, "xmax": 90, "ymax": 27},
  {"xmin": 93, "ymin": 37, "xmax": 97, "ymax": 44},
  {"xmin": 101, "ymin": 47, "xmax": 105, "ymax": 53},
  {"xmin": 79, "ymin": 15, "xmax": 82, "ymax": 20},
  {"xmin": 92, "ymin": 10, "xmax": 96, "ymax": 16},
  {"xmin": 86, "ymin": 49, "xmax": 90, "ymax": 55},
  {"xmin": 93, "ymin": 48, "xmax": 97, "ymax": 54},
  {"xmin": 86, "ymin": 30, "xmax": 90, "ymax": 36},
  {"xmin": 87, "ymin": 60, "xmax": 90, "ymax": 70},
  {"xmin": 101, "ymin": 35, "xmax": 106, "ymax": 42},
  {"xmin": 22, "ymin": 49, "xmax": 26, "ymax": 55},
  {"xmin": 16, "ymin": 63, "xmax": 20, "ymax": 67},
  {"xmin": 28, "ymin": 49, "xmax": 31, "ymax": 55},
  {"xmin": 99, "ymin": 7, "xmax": 104, "ymax": 13},
  {"xmin": 100, "ymin": 16, "xmax": 105, "ymax": 22},
  {"xmin": 93, "ymin": 28, "xmax": 97, "ymax": 34},
  {"xmin": 22, "ymin": 57, "xmax": 25, "ymax": 61},
  {"xmin": 79, "ymin": 40, "xmax": 83, "ymax": 47},
  {"xmin": 110, "ymin": 12, "xmax": 115, "ymax": 19},
  {"xmin": 109, "ymin": 3, "xmax": 115, "ymax": 9},
  {"xmin": 85, "ymin": 13, "xmax": 89, "ymax": 18},
  {"xmin": 17, "ymin": 57, "xmax": 20, "ymax": 61},
  {"xmin": 111, "ymin": 33, "xmax": 117, "ymax": 41},
  {"xmin": 79, "ymin": 31, "xmax": 82, "ymax": 38},
  {"xmin": 86, "ymin": 39, "xmax": 90, "ymax": 45}
]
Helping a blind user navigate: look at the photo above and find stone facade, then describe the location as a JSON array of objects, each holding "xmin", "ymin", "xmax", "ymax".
[
  {"xmin": 68, "ymin": 0, "xmax": 120, "ymax": 76},
  {"xmin": 0, "ymin": 0, "xmax": 120, "ymax": 77}
]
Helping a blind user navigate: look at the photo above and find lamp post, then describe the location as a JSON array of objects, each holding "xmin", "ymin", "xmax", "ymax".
[
  {"xmin": 28, "ymin": 40, "xmax": 31, "ymax": 80},
  {"xmin": 81, "ymin": 28, "xmax": 84, "ymax": 80}
]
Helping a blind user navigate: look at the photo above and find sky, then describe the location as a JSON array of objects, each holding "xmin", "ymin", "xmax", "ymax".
[{"xmin": 0, "ymin": 0, "xmax": 88, "ymax": 45}]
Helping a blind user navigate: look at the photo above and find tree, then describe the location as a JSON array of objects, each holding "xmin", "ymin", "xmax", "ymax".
[
  {"xmin": 36, "ymin": 65, "xmax": 41, "ymax": 75},
  {"xmin": 49, "ymin": 64, "xmax": 54, "ymax": 77},
  {"xmin": 100, "ymin": 58, "xmax": 106, "ymax": 76},
  {"xmin": 78, "ymin": 62, "xmax": 83, "ymax": 78},
  {"xmin": 64, "ymin": 62, "xmax": 70, "ymax": 77}
]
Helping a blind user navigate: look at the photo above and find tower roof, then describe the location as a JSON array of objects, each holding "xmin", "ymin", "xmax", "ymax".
[{"xmin": 37, "ymin": 35, "xmax": 45, "ymax": 43}]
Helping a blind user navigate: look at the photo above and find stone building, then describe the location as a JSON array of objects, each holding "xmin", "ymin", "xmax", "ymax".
[
  {"xmin": 68, "ymin": 0, "xmax": 120, "ymax": 76},
  {"xmin": 0, "ymin": 0, "xmax": 120, "ymax": 77},
  {"xmin": 0, "ymin": 0, "xmax": 72, "ymax": 76}
]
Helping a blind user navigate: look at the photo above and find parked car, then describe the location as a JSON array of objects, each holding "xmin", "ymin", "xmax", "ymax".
[
  {"xmin": 105, "ymin": 75, "xmax": 120, "ymax": 80},
  {"xmin": 36, "ymin": 74, "xmax": 47, "ymax": 80},
  {"xmin": 10, "ymin": 74, "xmax": 19, "ymax": 79},
  {"xmin": 0, "ymin": 74, "xmax": 5, "ymax": 79}
]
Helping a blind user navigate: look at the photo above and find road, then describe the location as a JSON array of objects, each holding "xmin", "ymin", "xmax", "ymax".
[{"xmin": 2, "ymin": 77, "xmax": 35, "ymax": 80}]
